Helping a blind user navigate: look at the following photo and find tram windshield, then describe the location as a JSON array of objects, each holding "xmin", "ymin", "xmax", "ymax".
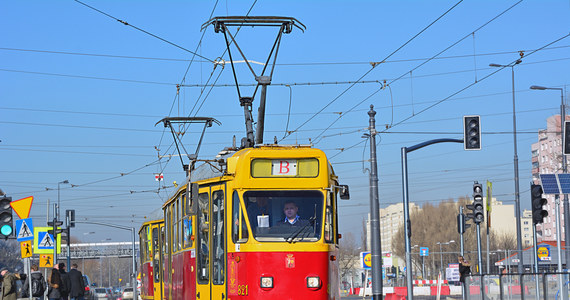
[{"xmin": 243, "ymin": 190, "xmax": 323, "ymax": 242}]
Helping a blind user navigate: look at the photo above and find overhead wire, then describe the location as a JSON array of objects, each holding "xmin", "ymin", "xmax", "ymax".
[
  {"xmin": 3, "ymin": 44, "xmax": 569, "ymax": 65},
  {"xmin": 73, "ymin": 0, "xmax": 215, "ymax": 63},
  {"xmin": 280, "ymin": 0, "xmax": 465, "ymax": 142},
  {"xmin": 3, "ymin": 56, "xmax": 570, "ymax": 88},
  {"xmin": 311, "ymin": 0, "xmax": 524, "ymax": 142}
]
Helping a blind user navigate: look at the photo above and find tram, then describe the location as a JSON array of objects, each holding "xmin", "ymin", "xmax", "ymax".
[
  {"xmin": 139, "ymin": 211, "xmax": 164, "ymax": 300},
  {"xmin": 144, "ymin": 144, "xmax": 349, "ymax": 299}
]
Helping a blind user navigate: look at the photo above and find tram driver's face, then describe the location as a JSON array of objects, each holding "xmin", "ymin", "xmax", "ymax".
[{"xmin": 283, "ymin": 203, "xmax": 298, "ymax": 219}]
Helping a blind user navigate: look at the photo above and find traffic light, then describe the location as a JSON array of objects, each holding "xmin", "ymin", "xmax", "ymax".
[
  {"xmin": 0, "ymin": 196, "xmax": 14, "ymax": 239},
  {"xmin": 47, "ymin": 219, "xmax": 64, "ymax": 236},
  {"xmin": 463, "ymin": 115, "xmax": 481, "ymax": 150},
  {"xmin": 471, "ymin": 182, "xmax": 484, "ymax": 224},
  {"xmin": 531, "ymin": 184, "xmax": 548, "ymax": 225},
  {"xmin": 564, "ymin": 121, "xmax": 570, "ymax": 155}
]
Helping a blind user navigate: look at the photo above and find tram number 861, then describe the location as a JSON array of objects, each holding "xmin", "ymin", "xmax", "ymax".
[{"xmin": 237, "ymin": 285, "xmax": 249, "ymax": 296}]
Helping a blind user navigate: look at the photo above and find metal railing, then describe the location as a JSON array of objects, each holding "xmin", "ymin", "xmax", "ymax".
[{"xmin": 465, "ymin": 272, "xmax": 570, "ymax": 300}]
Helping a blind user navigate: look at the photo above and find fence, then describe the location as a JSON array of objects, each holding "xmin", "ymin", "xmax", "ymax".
[{"xmin": 465, "ymin": 272, "xmax": 570, "ymax": 300}]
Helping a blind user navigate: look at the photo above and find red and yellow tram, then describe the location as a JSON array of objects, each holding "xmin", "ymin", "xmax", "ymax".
[
  {"xmin": 141, "ymin": 144, "xmax": 349, "ymax": 299},
  {"xmin": 139, "ymin": 212, "xmax": 164, "ymax": 300}
]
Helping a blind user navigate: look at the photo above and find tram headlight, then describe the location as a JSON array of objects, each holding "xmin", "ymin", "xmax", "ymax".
[
  {"xmin": 306, "ymin": 276, "xmax": 321, "ymax": 288},
  {"xmin": 260, "ymin": 276, "xmax": 274, "ymax": 288}
]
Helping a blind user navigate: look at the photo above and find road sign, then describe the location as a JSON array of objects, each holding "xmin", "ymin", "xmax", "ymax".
[
  {"xmin": 16, "ymin": 218, "xmax": 34, "ymax": 242},
  {"xmin": 20, "ymin": 240, "xmax": 32, "ymax": 258},
  {"xmin": 10, "ymin": 196, "xmax": 34, "ymax": 219},
  {"xmin": 34, "ymin": 226, "xmax": 61, "ymax": 254},
  {"xmin": 39, "ymin": 254, "xmax": 54, "ymax": 268},
  {"xmin": 420, "ymin": 247, "xmax": 429, "ymax": 256}
]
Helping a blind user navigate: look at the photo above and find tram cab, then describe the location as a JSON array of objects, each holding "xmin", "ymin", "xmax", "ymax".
[{"xmin": 161, "ymin": 145, "xmax": 349, "ymax": 300}]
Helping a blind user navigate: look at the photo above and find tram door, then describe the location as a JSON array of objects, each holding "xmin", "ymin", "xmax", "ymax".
[
  {"xmin": 196, "ymin": 184, "xmax": 226, "ymax": 300},
  {"xmin": 150, "ymin": 223, "xmax": 162, "ymax": 300}
]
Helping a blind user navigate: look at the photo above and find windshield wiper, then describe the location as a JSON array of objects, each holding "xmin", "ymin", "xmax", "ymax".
[{"xmin": 285, "ymin": 216, "xmax": 316, "ymax": 243}]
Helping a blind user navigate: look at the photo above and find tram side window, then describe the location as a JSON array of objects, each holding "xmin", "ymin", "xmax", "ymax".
[
  {"xmin": 197, "ymin": 192, "xmax": 210, "ymax": 283},
  {"xmin": 139, "ymin": 235, "xmax": 145, "ymax": 266},
  {"xmin": 177, "ymin": 196, "xmax": 182, "ymax": 251},
  {"xmin": 183, "ymin": 216, "xmax": 193, "ymax": 248},
  {"xmin": 232, "ymin": 191, "xmax": 249, "ymax": 243},
  {"xmin": 152, "ymin": 227, "xmax": 160, "ymax": 283},
  {"xmin": 147, "ymin": 227, "xmax": 152, "ymax": 261},
  {"xmin": 212, "ymin": 190, "xmax": 225, "ymax": 285},
  {"xmin": 324, "ymin": 192, "xmax": 333, "ymax": 243}
]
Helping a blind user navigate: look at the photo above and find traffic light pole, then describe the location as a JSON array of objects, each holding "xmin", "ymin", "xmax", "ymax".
[
  {"xmin": 74, "ymin": 221, "xmax": 137, "ymax": 300},
  {"xmin": 402, "ymin": 138, "xmax": 463, "ymax": 300}
]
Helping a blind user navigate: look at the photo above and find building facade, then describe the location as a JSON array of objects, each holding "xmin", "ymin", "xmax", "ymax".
[{"xmin": 531, "ymin": 115, "xmax": 569, "ymax": 242}]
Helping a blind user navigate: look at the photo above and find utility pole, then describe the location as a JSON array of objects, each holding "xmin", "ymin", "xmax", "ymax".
[{"xmin": 366, "ymin": 105, "xmax": 383, "ymax": 300}]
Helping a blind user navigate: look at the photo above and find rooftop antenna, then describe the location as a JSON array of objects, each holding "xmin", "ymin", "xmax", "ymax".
[{"xmin": 201, "ymin": 16, "xmax": 305, "ymax": 147}]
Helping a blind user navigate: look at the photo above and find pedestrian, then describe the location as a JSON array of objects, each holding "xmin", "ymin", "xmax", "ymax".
[
  {"xmin": 67, "ymin": 264, "xmax": 85, "ymax": 300},
  {"xmin": 1, "ymin": 267, "xmax": 20, "ymax": 300},
  {"xmin": 458, "ymin": 256, "xmax": 471, "ymax": 284},
  {"xmin": 57, "ymin": 263, "xmax": 71, "ymax": 300},
  {"xmin": 22, "ymin": 264, "xmax": 46, "ymax": 300},
  {"xmin": 47, "ymin": 268, "xmax": 62, "ymax": 300}
]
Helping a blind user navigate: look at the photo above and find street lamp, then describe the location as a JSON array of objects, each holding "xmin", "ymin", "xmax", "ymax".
[
  {"xmin": 436, "ymin": 240, "xmax": 455, "ymax": 275},
  {"xmin": 530, "ymin": 84, "xmax": 567, "ymax": 298},
  {"xmin": 57, "ymin": 180, "xmax": 70, "ymax": 220},
  {"xmin": 489, "ymin": 61, "xmax": 524, "ymax": 274}
]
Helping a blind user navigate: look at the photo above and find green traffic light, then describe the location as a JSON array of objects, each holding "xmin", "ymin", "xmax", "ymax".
[{"xmin": 0, "ymin": 224, "xmax": 13, "ymax": 236}]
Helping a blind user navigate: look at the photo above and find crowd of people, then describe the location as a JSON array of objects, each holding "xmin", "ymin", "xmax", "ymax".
[{"xmin": 1, "ymin": 262, "xmax": 86, "ymax": 300}]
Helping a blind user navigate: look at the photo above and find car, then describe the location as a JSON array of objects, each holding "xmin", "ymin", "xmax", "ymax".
[
  {"xmin": 106, "ymin": 288, "xmax": 115, "ymax": 300},
  {"xmin": 121, "ymin": 287, "xmax": 134, "ymax": 300},
  {"xmin": 94, "ymin": 288, "xmax": 112, "ymax": 300},
  {"xmin": 83, "ymin": 275, "xmax": 93, "ymax": 300}
]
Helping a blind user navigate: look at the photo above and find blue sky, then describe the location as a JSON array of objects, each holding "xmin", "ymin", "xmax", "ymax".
[{"xmin": 1, "ymin": 0, "xmax": 569, "ymax": 243}]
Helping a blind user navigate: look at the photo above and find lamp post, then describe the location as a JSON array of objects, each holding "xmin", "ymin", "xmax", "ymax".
[
  {"xmin": 437, "ymin": 240, "xmax": 455, "ymax": 275},
  {"xmin": 530, "ymin": 85, "xmax": 568, "ymax": 299},
  {"xmin": 489, "ymin": 61, "xmax": 524, "ymax": 274},
  {"xmin": 530, "ymin": 85, "xmax": 569, "ymax": 264},
  {"xmin": 57, "ymin": 180, "xmax": 69, "ymax": 220}
]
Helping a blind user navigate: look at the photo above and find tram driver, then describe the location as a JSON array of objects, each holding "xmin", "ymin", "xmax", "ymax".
[{"xmin": 279, "ymin": 201, "xmax": 309, "ymax": 227}]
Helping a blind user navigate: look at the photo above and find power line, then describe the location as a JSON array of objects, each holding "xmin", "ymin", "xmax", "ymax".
[
  {"xmin": 280, "ymin": 0, "xmax": 465, "ymax": 142},
  {"xmin": 312, "ymin": 0, "xmax": 524, "ymax": 142},
  {"xmin": 3, "ymin": 45, "xmax": 568, "ymax": 65},
  {"xmin": 73, "ymin": 0, "xmax": 215, "ymax": 63}
]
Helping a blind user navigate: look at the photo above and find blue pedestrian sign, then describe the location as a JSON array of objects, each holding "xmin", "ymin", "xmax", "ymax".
[
  {"xmin": 37, "ymin": 231, "xmax": 55, "ymax": 250},
  {"xmin": 420, "ymin": 247, "xmax": 429, "ymax": 256},
  {"xmin": 15, "ymin": 218, "xmax": 34, "ymax": 242}
]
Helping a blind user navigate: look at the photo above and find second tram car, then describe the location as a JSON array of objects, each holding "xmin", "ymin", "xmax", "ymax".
[
  {"xmin": 142, "ymin": 144, "xmax": 349, "ymax": 299},
  {"xmin": 139, "ymin": 211, "xmax": 164, "ymax": 300}
]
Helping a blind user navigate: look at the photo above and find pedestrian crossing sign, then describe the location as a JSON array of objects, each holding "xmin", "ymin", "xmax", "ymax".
[
  {"xmin": 40, "ymin": 254, "xmax": 53, "ymax": 268},
  {"xmin": 33, "ymin": 226, "xmax": 61, "ymax": 254},
  {"xmin": 20, "ymin": 240, "xmax": 33, "ymax": 258},
  {"xmin": 16, "ymin": 218, "xmax": 34, "ymax": 242}
]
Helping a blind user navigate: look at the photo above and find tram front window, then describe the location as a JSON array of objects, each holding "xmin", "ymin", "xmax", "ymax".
[{"xmin": 243, "ymin": 190, "xmax": 323, "ymax": 242}]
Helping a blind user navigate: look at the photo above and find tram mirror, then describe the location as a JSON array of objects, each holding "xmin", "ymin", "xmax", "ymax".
[
  {"xmin": 339, "ymin": 185, "xmax": 350, "ymax": 200},
  {"xmin": 188, "ymin": 183, "xmax": 199, "ymax": 214}
]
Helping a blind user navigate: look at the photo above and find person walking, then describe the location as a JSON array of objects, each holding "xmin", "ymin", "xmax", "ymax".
[
  {"xmin": 67, "ymin": 264, "xmax": 85, "ymax": 300},
  {"xmin": 47, "ymin": 268, "xmax": 62, "ymax": 300},
  {"xmin": 1, "ymin": 267, "xmax": 20, "ymax": 300},
  {"xmin": 22, "ymin": 264, "xmax": 46, "ymax": 299},
  {"xmin": 57, "ymin": 263, "xmax": 71, "ymax": 300}
]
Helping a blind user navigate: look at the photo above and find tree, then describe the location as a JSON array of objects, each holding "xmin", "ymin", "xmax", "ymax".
[
  {"xmin": 0, "ymin": 240, "xmax": 24, "ymax": 272},
  {"xmin": 338, "ymin": 232, "xmax": 361, "ymax": 288},
  {"xmin": 391, "ymin": 196, "xmax": 517, "ymax": 278}
]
